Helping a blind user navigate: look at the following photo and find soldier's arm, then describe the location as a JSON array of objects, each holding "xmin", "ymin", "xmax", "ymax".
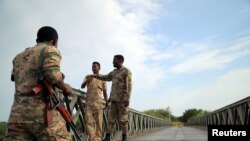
[
  {"xmin": 102, "ymin": 81, "xmax": 109, "ymax": 107},
  {"xmin": 81, "ymin": 76, "xmax": 89, "ymax": 89},
  {"xmin": 43, "ymin": 46, "xmax": 72, "ymax": 94},
  {"xmin": 89, "ymin": 71, "xmax": 113, "ymax": 81},
  {"xmin": 124, "ymin": 70, "xmax": 132, "ymax": 103}
]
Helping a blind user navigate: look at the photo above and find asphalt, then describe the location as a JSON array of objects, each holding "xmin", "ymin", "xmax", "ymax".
[{"xmin": 127, "ymin": 126, "xmax": 207, "ymax": 141}]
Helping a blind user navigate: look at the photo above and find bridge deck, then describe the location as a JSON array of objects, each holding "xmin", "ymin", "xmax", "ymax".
[{"xmin": 128, "ymin": 126, "xmax": 207, "ymax": 141}]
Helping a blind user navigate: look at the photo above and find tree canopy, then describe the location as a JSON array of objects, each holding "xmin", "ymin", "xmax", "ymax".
[{"xmin": 178, "ymin": 108, "xmax": 209, "ymax": 123}]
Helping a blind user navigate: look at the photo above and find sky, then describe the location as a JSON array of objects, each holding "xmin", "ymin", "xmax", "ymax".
[{"xmin": 0, "ymin": 0, "xmax": 250, "ymax": 121}]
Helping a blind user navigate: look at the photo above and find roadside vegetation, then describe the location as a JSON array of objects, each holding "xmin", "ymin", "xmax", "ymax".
[
  {"xmin": 143, "ymin": 108, "xmax": 209, "ymax": 125},
  {"xmin": 0, "ymin": 122, "xmax": 7, "ymax": 141}
]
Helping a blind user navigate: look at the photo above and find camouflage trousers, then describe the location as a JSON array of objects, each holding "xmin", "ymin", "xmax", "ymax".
[
  {"xmin": 3, "ymin": 112, "xmax": 72, "ymax": 141},
  {"xmin": 85, "ymin": 103, "xmax": 103, "ymax": 141},
  {"xmin": 107, "ymin": 101, "xmax": 129, "ymax": 134}
]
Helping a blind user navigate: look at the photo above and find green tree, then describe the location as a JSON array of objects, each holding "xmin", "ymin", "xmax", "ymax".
[
  {"xmin": 179, "ymin": 108, "xmax": 209, "ymax": 123},
  {"xmin": 144, "ymin": 107, "xmax": 174, "ymax": 122}
]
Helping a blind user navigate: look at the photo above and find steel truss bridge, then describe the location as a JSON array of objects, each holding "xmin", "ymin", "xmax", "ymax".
[
  {"xmin": 61, "ymin": 88, "xmax": 169, "ymax": 141},
  {"xmin": 185, "ymin": 96, "xmax": 250, "ymax": 126},
  {"xmin": 61, "ymin": 88, "xmax": 250, "ymax": 141}
]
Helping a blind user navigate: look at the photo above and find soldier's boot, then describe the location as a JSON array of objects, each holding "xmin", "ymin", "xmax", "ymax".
[
  {"xmin": 122, "ymin": 134, "xmax": 127, "ymax": 141},
  {"xmin": 103, "ymin": 133, "xmax": 110, "ymax": 141}
]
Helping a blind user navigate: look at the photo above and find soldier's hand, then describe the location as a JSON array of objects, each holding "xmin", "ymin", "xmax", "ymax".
[
  {"xmin": 124, "ymin": 101, "xmax": 129, "ymax": 107},
  {"xmin": 63, "ymin": 83, "xmax": 72, "ymax": 95},
  {"xmin": 56, "ymin": 81, "xmax": 72, "ymax": 95},
  {"xmin": 86, "ymin": 77, "xmax": 93, "ymax": 83}
]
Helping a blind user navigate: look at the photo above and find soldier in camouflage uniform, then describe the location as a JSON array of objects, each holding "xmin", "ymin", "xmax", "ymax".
[
  {"xmin": 4, "ymin": 26, "xmax": 73, "ymax": 141},
  {"xmin": 88, "ymin": 55, "xmax": 132, "ymax": 141},
  {"xmin": 81, "ymin": 62, "xmax": 108, "ymax": 141}
]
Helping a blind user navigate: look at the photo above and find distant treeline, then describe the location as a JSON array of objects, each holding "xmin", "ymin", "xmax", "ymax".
[
  {"xmin": 0, "ymin": 122, "xmax": 7, "ymax": 141},
  {"xmin": 143, "ymin": 108, "xmax": 209, "ymax": 123},
  {"xmin": 143, "ymin": 108, "xmax": 174, "ymax": 122}
]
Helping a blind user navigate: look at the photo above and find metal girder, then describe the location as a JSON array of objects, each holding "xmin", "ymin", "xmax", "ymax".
[
  {"xmin": 59, "ymin": 88, "xmax": 170, "ymax": 141},
  {"xmin": 185, "ymin": 96, "xmax": 250, "ymax": 126}
]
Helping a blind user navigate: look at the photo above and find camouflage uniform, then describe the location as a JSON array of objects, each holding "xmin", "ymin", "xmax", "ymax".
[
  {"xmin": 93, "ymin": 66, "xmax": 132, "ymax": 134},
  {"xmin": 84, "ymin": 76, "xmax": 107, "ymax": 141},
  {"xmin": 4, "ymin": 43, "xmax": 72, "ymax": 141}
]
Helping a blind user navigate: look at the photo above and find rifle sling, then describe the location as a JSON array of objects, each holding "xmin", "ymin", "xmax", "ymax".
[{"xmin": 38, "ymin": 45, "xmax": 54, "ymax": 126}]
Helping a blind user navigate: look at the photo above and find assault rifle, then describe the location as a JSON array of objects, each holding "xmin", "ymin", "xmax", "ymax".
[{"xmin": 32, "ymin": 79, "xmax": 81, "ymax": 140}]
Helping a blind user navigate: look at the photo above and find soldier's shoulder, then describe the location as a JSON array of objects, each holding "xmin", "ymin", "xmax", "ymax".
[
  {"xmin": 123, "ymin": 66, "xmax": 131, "ymax": 73},
  {"xmin": 44, "ymin": 45, "xmax": 61, "ymax": 56},
  {"xmin": 110, "ymin": 69, "xmax": 116, "ymax": 74},
  {"xmin": 25, "ymin": 47, "xmax": 31, "ymax": 50},
  {"xmin": 45, "ymin": 45, "xmax": 59, "ymax": 52},
  {"xmin": 19, "ymin": 46, "xmax": 32, "ymax": 54},
  {"xmin": 84, "ymin": 74, "xmax": 91, "ymax": 78},
  {"xmin": 13, "ymin": 47, "xmax": 32, "ymax": 61}
]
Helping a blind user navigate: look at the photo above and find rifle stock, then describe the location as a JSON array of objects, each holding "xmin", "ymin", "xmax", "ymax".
[{"xmin": 32, "ymin": 79, "xmax": 81, "ymax": 140}]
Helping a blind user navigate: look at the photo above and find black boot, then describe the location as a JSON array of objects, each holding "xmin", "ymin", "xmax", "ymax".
[
  {"xmin": 103, "ymin": 133, "xmax": 110, "ymax": 141},
  {"xmin": 122, "ymin": 134, "xmax": 127, "ymax": 141}
]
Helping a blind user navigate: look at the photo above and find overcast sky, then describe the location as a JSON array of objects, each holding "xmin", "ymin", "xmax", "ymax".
[{"xmin": 1, "ymin": 0, "xmax": 250, "ymax": 121}]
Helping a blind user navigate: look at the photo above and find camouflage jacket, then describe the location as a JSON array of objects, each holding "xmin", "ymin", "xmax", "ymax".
[
  {"xmin": 83, "ymin": 76, "xmax": 107, "ymax": 108},
  {"xmin": 8, "ymin": 43, "xmax": 64, "ymax": 123},
  {"xmin": 93, "ymin": 66, "xmax": 132, "ymax": 101},
  {"xmin": 84, "ymin": 76, "xmax": 107, "ymax": 100}
]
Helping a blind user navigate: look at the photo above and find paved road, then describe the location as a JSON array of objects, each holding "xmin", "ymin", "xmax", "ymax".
[{"xmin": 128, "ymin": 126, "xmax": 207, "ymax": 141}]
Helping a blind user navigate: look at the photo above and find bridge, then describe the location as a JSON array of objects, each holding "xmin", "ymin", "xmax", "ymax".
[{"xmin": 61, "ymin": 88, "xmax": 250, "ymax": 141}]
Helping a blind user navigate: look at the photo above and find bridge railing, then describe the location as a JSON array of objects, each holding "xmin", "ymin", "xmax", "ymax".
[
  {"xmin": 58, "ymin": 88, "xmax": 169, "ymax": 141},
  {"xmin": 185, "ymin": 96, "xmax": 250, "ymax": 127}
]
